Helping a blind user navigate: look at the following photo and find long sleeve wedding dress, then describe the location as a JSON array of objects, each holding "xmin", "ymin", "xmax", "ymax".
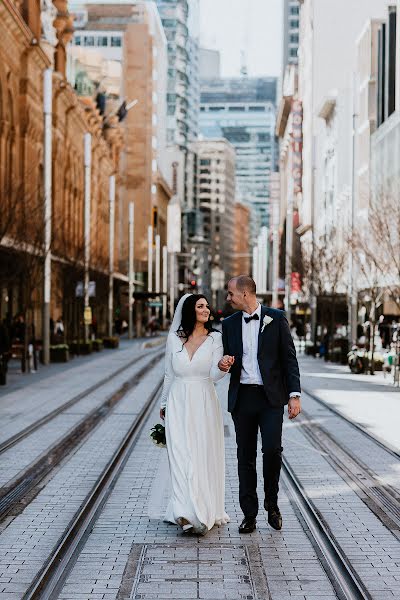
[{"xmin": 160, "ymin": 330, "xmax": 230, "ymax": 534}]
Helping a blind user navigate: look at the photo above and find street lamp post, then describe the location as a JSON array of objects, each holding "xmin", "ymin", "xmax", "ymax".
[
  {"xmin": 285, "ymin": 156, "xmax": 294, "ymax": 321},
  {"xmin": 169, "ymin": 252, "xmax": 175, "ymax": 317},
  {"xmin": 155, "ymin": 234, "xmax": 161, "ymax": 321},
  {"xmin": 108, "ymin": 175, "xmax": 115, "ymax": 337},
  {"xmin": 42, "ymin": 69, "xmax": 52, "ymax": 365},
  {"xmin": 148, "ymin": 226, "xmax": 153, "ymax": 293},
  {"xmin": 128, "ymin": 202, "xmax": 134, "ymax": 339},
  {"xmin": 252, "ymin": 245, "xmax": 258, "ymax": 289},
  {"xmin": 83, "ymin": 133, "xmax": 92, "ymax": 342},
  {"xmin": 162, "ymin": 245, "xmax": 168, "ymax": 328}
]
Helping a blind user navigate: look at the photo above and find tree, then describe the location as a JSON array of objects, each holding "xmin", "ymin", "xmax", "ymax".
[{"xmin": 302, "ymin": 227, "xmax": 348, "ymax": 352}]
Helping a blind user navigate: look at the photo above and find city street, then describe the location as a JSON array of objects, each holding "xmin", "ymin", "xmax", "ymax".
[{"xmin": 0, "ymin": 343, "xmax": 400, "ymax": 599}]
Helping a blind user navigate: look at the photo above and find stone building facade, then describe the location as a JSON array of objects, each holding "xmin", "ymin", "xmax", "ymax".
[{"xmin": 0, "ymin": 0, "xmax": 123, "ymax": 343}]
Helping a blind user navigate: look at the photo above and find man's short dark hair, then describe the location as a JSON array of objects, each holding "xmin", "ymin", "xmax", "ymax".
[{"xmin": 232, "ymin": 275, "xmax": 256, "ymax": 295}]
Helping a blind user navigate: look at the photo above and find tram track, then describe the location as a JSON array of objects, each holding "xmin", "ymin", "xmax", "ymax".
[
  {"xmin": 282, "ymin": 459, "xmax": 370, "ymax": 600},
  {"xmin": 280, "ymin": 386, "xmax": 400, "ymax": 600},
  {"xmin": 0, "ymin": 345, "xmax": 164, "ymax": 456},
  {"xmin": 0, "ymin": 350, "xmax": 164, "ymax": 523},
  {"xmin": 21, "ymin": 382, "xmax": 162, "ymax": 600},
  {"xmin": 298, "ymin": 407, "xmax": 400, "ymax": 536}
]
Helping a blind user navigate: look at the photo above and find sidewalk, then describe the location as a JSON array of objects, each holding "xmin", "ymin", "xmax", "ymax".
[
  {"xmin": 1, "ymin": 336, "xmax": 165, "ymax": 396},
  {"xmin": 298, "ymin": 354, "xmax": 400, "ymax": 452}
]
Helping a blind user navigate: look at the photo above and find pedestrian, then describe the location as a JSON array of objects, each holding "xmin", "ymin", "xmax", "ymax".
[
  {"xmin": 160, "ymin": 294, "xmax": 230, "ymax": 535},
  {"xmin": 55, "ymin": 316, "xmax": 64, "ymax": 336},
  {"xmin": 219, "ymin": 275, "xmax": 301, "ymax": 534}
]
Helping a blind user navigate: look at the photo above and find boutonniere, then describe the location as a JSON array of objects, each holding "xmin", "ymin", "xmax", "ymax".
[{"xmin": 261, "ymin": 315, "xmax": 273, "ymax": 333}]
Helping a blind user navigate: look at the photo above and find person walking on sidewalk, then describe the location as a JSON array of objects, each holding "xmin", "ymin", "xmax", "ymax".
[
  {"xmin": 218, "ymin": 275, "xmax": 301, "ymax": 534},
  {"xmin": 160, "ymin": 294, "xmax": 230, "ymax": 535}
]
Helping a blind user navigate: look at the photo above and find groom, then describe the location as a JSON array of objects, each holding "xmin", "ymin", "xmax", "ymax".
[{"xmin": 218, "ymin": 275, "xmax": 301, "ymax": 534}]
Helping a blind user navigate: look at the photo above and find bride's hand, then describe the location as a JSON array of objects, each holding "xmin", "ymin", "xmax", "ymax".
[
  {"xmin": 218, "ymin": 355, "xmax": 235, "ymax": 372},
  {"xmin": 160, "ymin": 408, "xmax": 165, "ymax": 420}
]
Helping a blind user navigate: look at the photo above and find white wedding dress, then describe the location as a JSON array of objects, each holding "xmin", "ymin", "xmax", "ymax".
[{"xmin": 160, "ymin": 328, "xmax": 230, "ymax": 533}]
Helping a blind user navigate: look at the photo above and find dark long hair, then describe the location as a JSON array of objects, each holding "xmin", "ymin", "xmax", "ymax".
[{"xmin": 176, "ymin": 294, "xmax": 216, "ymax": 342}]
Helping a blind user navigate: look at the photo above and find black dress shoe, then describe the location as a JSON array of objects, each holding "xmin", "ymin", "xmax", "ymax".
[
  {"xmin": 239, "ymin": 517, "xmax": 256, "ymax": 534},
  {"xmin": 267, "ymin": 506, "xmax": 282, "ymax": 530}
]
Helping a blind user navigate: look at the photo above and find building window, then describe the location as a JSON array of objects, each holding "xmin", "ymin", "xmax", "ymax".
[
  {"xmin": 290, "ymin": 48, "xmax": 298, "ymax": 57},
  {"xmin": 111, "ymin": 36, "xmax": 122, "ymax": 47},
  {"xmin": 74, "ymin": 36, "xmax": 81, "ymax": 45},
  {"xmin": 290, "ymin": 5, "xmax": 300, "ymax": 15},
  {"xmin": 200, "ymin": 159, "xmax": 211, "ymax": 166},
  {"xmin": 97, "ymin": 36, "xmax": 108, "ymax": 46},
  {"xmin": 290, "ymin": 34, "xmax": 299, "ymax": 43},
  {"xmin": 84, "ymin": 36, "xmax": 94, "ymax": 46},
  {"xmin": 290, "ymin": 19, "xmax": 299, "ymax": 28}
]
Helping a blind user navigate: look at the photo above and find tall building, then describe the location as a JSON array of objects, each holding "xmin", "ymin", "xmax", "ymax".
[
  {"xmin": 190, "ymin": 139, "xmax": 236, "ymax": 307},
  {"xmin": 199, "ymin": 48, "xmax": 221, "ymax": 79},
  {"xmin": 233, "ymin": 204, "xmax": 251, "ymax": 277},
  {"xmin": 71, "ymin": 2, "xmax": 171, "ymax": 284},
  {"xmin": 119, "ymin": 3, "xmax": 170, "ymax": 275},
  {"xmin": 282, "ymin": 0, "xmax": 300, "ymax": 70},
  {"xmin": 200, "ymin": 77, "xmax": 277, "ymax": 232},
  {"xmin": 151, "ymin": 0, "xmax": 200, "ymax": 147}
]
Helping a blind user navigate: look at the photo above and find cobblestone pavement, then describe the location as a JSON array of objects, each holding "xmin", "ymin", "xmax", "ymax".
[{"xmin": 1, "ymin": 349, "xmax": 400, "ymax": 599}]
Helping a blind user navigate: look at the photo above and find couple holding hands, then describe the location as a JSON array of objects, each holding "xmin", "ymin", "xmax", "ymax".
[{"xmin": 160, "ymin": 275, "xmax": 301, "ymax": 535}]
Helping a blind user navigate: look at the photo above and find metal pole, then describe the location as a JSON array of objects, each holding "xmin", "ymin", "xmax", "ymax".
[
  {"xmin": 148, "ymin": 226, "xmax": 153, "ymax": 293},
  {"xmin": 272, "ymin": 202, "xmax": 279, "ymax": 307},
  {"xmin": 42, "ymin": 69, "xmax": 52, "ymax": 365},
  {"xmin": 252, "ymin": 245, "xmax": 258, "ymax": 289},
  {"xmin": 257, "ymin": 235, "xmax": 264, "ymax": 294},
  {"xmin": 285, "ymin": 150, "xmax": 294, "ymax": 321},
  {"xmin": 169, "ymin": 252, "xmax": 175, "ymax": 316},
  {"xmin": 155, "ymin": 234, "xmax": 161, "ymax": 323},
  {"xmin": 84, "ymin": 133, "xmax": 91, "ymax": 342},
  {"xmin": 349, "ymin": 72, "xmax": 358, "ymax": 346},
  {"xmin": 162, "ymin": 245, "xmax": 168, "ymax": 327},
  {"xmin": 128, "ymin": 202, "xmax": 134, "ymax": 339},
  {"xmin": 108, "ymin": 175, "xmax": 115, "ymax": 337}
]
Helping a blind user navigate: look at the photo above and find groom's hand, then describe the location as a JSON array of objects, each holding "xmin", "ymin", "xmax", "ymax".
[
  {"xmin": 218, "ymin": 355, "xmax": 235, "ymax": 372},
  {"xmin": 288, "ymin": 396, "xmax": 301, "ymax": 419}
]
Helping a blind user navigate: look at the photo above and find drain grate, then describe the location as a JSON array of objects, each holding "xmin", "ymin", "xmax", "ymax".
[{"xmin": 118, "ymin": 543, "xmax": 270, "ymax": 600}]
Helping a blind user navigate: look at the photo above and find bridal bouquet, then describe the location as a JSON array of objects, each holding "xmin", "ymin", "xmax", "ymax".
[{"xmin": 150, "ymin": 423, "xmax": 166, "ymax": 448}]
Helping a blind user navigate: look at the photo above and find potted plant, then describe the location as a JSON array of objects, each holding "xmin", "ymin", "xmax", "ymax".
[
  {"xmin": 50, "ymin": 344, "xmax": 70, "ymax": 362},
  {"xmin": 103, "ymin": 336, "xmax": 119, "ymax": 349},
  {"xmin": 92, "ymin": 338, "xmax": 104, "ymax": 352},
  {"xmin": 70, "ymin": 340, "xmax": 93, "ymax": 355}
]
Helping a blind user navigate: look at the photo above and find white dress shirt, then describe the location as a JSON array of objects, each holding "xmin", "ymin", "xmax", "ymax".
[
  {"xmin": 240, "ymin": 304, "xmax": 263, "ymax": 384},
  {"xmin": 240, "ymin": 304, "xmax": 301, "ymax": 399}
]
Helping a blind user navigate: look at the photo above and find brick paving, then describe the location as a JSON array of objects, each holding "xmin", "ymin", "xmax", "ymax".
[
  {"xmin": 1, "ymin": 351, "xmax": 400, "ymax": 598},
  {"xmin": 0, "ymin": 348, "xmax": 162, "ymax": 488},
  {"xmin": 298, "ymin": 355, "xmax": 400, "ymax": 452},
  {"xmin": 0, "ymin": 362, "xmax": 164, "ymax": 598},
  {"xmin": 58, "ymin": 376, "xmax": 338, "ymax": 600}
]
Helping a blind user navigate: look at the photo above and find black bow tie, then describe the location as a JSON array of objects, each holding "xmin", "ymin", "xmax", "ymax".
[{"xmin": 244, "ymin": 314, "xmax": 259, "ymax": 324}]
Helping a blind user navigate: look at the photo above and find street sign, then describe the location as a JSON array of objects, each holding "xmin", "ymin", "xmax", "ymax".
[
  {"xmin": 84, "ymin": 306, "xmax": 92, "ymax": 325},
  {"xmin": 76, "ymin": 281, "xmax": 96, "ymax": 298},
  {"xmin": 147, "ymin": 301, "xmax": 163, "ymax": 308}
]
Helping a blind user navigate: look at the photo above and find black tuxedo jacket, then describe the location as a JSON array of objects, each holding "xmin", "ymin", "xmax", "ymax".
[{"xmin": 221, "ymin": 306, "xmax": 301, "ymax": 413}]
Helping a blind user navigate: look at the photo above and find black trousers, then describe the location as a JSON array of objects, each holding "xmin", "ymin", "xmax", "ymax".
[{"xmin": 232, "ymin": 384, "xmax": 284, "ymax": 519}]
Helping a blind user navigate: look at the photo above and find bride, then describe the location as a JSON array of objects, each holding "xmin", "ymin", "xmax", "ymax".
[{"xmin": 160, "ymin": 293, "xmax": 232, "ymax": 535}]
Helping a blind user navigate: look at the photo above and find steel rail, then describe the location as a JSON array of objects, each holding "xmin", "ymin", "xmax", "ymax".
[
  {"xmin": 282, "ymin": 459, "xmax": 371, "ymax": 600},
  {"xmin": 0, "ymin": 344, "xmax": 164, "ymax": 456},
  {"xmin": 0, "ymin": 352, "xmax": 163, "ymax": 522},
  {"xmin": 22, "ymin": 381, "xmax": 163, "ymax": 600}
]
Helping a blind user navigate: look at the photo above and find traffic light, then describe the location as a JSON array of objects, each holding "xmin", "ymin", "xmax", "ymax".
[{"xmin": 190, "ymin": 280, "xmax": 197, "ymax": 290}]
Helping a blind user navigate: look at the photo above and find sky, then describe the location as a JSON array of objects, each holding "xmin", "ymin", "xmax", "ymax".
[{"xmin": 199, "ymin": 0, "xmax": 283, "ymax": 77}]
